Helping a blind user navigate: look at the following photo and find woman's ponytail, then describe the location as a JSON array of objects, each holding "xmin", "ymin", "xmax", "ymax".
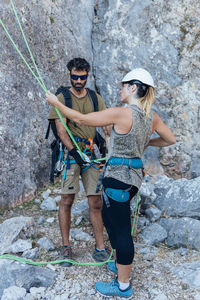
[{"xmin": 139, "ymin": 86, "xmax": 154, "ymax": 117}]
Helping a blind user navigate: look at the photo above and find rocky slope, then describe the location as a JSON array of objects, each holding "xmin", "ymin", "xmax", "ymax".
[
  {"xmin": 0, "ymin": 178, "xmax": 200, "ymax": 299},
  {"xmin": 1, "ymin": 1, "xmax": 200, "ymax": 209}
]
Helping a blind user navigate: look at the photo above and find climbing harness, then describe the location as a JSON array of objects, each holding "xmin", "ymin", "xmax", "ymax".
[
  {"xmin": 61, "ymin": 136, "xmax": 105, "ymax": 180},
  {"xmin": 97, "ymin": 157, "xmax": 143, "ymax": 207}
]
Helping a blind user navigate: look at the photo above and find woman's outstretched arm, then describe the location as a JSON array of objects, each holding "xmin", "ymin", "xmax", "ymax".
[
  {"xmin": 148, "ymin": 112, "xmax": 176, "ymax": 147},
  {"xmin": 46, "ymin": 91, "xmax": 127, "ymax": 128}
]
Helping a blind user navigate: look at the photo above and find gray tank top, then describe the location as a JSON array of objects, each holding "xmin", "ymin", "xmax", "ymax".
[{"xmin": 104, "ymin": 105, "xmax": 153, "ymax": 189}]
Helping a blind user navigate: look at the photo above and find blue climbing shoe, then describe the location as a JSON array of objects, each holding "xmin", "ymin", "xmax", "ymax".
[
  {"xmin": 107, "ymin": 261, "xmax": 118, "ymax": 274},
  {"xmin": 95, "ymin": 279, "xmax": 133, "ymax": 299}
]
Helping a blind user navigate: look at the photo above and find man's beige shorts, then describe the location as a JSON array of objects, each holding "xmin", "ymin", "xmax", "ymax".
[{"xmin": 61, "ymin": 163, "xmax": 101, "ymax": 196}]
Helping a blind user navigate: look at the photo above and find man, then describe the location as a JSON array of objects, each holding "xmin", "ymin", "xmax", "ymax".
[{"xmin": 48, "ymin": 57, "xmax": 109, "ymax": 266}]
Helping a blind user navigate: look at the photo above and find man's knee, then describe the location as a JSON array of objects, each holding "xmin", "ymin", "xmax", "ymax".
[
  {"xmin": 88, "ymin": 195, "xmax": 102, "ymax": 210},
  {"xmin": 60, "ymin": 194, "xmax": 75, "ymax": 208}
]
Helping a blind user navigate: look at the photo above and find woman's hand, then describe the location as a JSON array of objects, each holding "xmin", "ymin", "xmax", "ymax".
[
  {"xmin": 45, "ymin": 91, "xmax": 59, "ymax": 106},
  {"xmin": 149, "ymin": 112, "xmax": 176, "ymax": 147}
]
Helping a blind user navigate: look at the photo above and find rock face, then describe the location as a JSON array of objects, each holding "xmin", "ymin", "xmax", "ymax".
[
  {"xmin": 92, "ymin": 0, "xmax": 200, "ymax": 179},
  {"xmin": 153, "ymin": 176, "xmax": 200, "ymax": 219},
  {"xmin": 0, "ymin": 0, "xmax": 95, "ymax": 207},
  {"xmin": 1, "ymin": 0, "xmax": 200, "ymax": 207}
]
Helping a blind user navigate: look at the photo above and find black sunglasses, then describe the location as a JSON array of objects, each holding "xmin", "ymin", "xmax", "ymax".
[{"xmin": 71, "ymin": 74, "xmax": 88, "ymax": 80}]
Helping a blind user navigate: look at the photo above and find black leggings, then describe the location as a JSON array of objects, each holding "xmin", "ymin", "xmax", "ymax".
[{"xmin": 101, "ymin": 177, "xmax": 138, "ymax": 265}]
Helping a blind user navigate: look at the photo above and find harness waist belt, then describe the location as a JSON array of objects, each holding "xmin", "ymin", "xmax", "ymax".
[
  {"xmin": 107, "ymin": 157, "xmax": 143, "ymax": 169},
  {"xmin": 74, "ymin": 136, "xmax": 96, "ymax": 145}
]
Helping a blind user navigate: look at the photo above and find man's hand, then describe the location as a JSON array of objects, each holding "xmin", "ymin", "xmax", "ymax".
[
  {"xmin": 46, "ymin": 91, "xmax": 59, "ymax": 106},
  {"xmin": 103, "ymin": 125, "xmax": 113, "ymax": 137},
  {"xmin": 69, "ymin": 148, "xmax": 90, "ymax": 166},
  {"xmin": 103, "ymin": 125, "xmax": 113, "ymax": 152}
]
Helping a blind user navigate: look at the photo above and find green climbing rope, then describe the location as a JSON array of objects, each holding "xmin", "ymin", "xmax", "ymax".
[{"xmin": 0, "ymin": 252, "xmax": 114, "ymax": 266}]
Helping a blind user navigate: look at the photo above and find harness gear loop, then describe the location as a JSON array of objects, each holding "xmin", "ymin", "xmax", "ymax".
[
  {"xmin": 88, "ymin": 138, "xmax": 94, "ymax": 152},
  {"xmin": 98, "ymin": 163, "xmax": 105, "ymax": 173},
  {"xmin": 55, "ymin": 142, "xmax": 65, "ymax": 173}
]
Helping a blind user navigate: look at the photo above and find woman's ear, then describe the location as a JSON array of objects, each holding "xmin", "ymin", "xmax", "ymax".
[{"xmin": 130, "ymin": 84, "xmax": 137, "ymax": 94}]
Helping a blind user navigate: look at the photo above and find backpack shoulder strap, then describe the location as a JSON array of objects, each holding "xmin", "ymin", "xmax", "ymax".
[
  {"xmin": 45, "ymin": 121, "xmax": 51, "ymax": 139},
  {"xmin": 55, "ymin": 86, "xmax": 72, "ymax": 108},
  {"xmin": 45, "ymin": 86, "xmax": 72, "ymax": 140},
  {"xmin": 57, "ymin": 86, "xmax": 98, "ymax": 111},
  {"xmin": 56, "ymin": 86, "xmax": 73, "ymax": 125},
  {"xmin": 45, "ymin": 119, "xmax": 60, "ymax": 140},
  {"xmin": 87, "ymin": 88, "xmax": 98, "ymax": 112}
]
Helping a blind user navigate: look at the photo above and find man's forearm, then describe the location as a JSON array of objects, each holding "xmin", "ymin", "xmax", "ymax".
[
  {"xmin": 55, "ymin": 119, "xmax": 74, "ymax": 151},
  {"xmin": 59, "ymin": 133, "xmax": 74, "ymax": 151}
]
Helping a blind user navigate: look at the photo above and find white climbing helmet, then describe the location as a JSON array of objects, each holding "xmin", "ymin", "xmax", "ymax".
[{"xmin": 122, "ymin": 68, "xmax": 155, "ymax": 88}]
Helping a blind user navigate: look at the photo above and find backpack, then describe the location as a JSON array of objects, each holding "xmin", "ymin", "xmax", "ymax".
[{"xmin": 45, "ymin": 86, "xmax": 106, "ymax": 183}]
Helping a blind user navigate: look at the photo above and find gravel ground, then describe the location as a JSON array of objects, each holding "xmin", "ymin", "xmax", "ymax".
[{"xmin": 1, "ymin": 184, "xmax": 200, "ymax": 300}]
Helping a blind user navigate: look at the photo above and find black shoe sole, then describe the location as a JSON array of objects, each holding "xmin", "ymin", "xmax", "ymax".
[{"xmin": 60, "ymin": 262, "xmax": 72, "ymax": 267}]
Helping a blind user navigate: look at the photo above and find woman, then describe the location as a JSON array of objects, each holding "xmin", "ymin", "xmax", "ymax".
[{"xmin": 46, "ymin": 68, "xmax": 176, "ymax": 299}]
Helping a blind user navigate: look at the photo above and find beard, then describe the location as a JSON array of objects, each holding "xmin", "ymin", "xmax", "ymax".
[{"xmin": 71, "ymin": 79, "xmax": 87, "ymax": 92}]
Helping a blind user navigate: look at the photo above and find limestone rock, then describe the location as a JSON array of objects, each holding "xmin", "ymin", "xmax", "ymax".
[{"xmin": 0, "ymin": 216, "xmax": 35, "ymax": 255}]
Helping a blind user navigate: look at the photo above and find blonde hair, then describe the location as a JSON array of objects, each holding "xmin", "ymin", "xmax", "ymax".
[{"xmin": 138, "ymin": 86, "xmax": 154, "ymax": 117}]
